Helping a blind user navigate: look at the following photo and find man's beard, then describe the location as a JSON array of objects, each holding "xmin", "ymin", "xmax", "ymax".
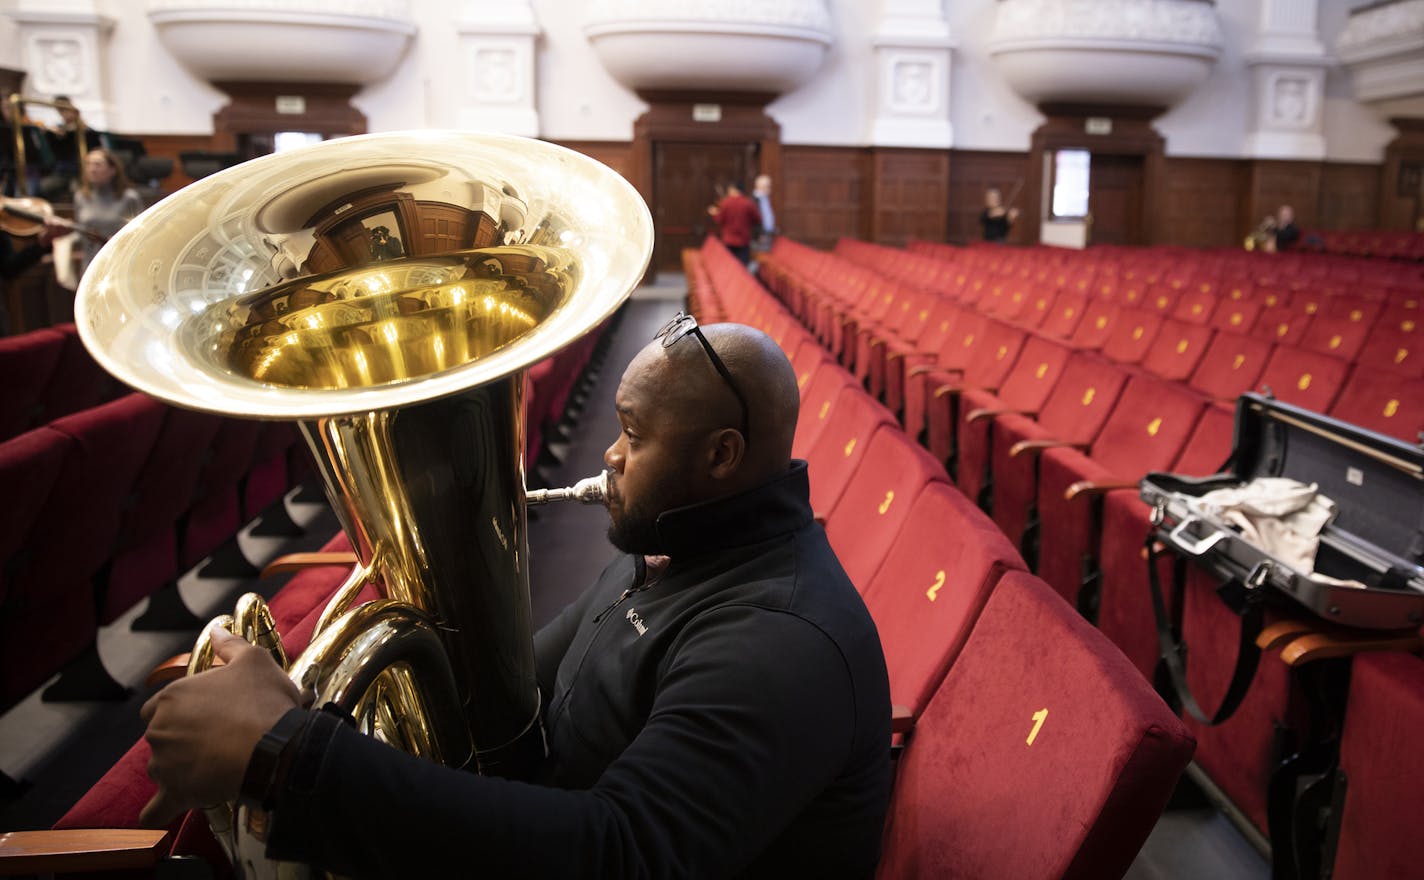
[{"xmin": 605, "ymin": 468, "xmax": 685, "ymax": 555}]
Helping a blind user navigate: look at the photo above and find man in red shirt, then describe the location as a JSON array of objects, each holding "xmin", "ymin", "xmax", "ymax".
[{"xmin": 707, "ymin": 181, "xmax": 760, "ymax": 267}]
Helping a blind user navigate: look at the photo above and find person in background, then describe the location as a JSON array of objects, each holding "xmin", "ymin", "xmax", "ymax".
[
  {"xmin": 707, "ymin": 180, "xmax": 760, "ymax": 267},
  {"xmin": 752, "ymin": 173, "xmax": 777, "ymax": 254},
  {"xmin": 73, "ymin": 148, "xmax": 143, "ymax": 279},
  {"xmin": 980, "ymin": 187, "xmax": 1019, "ymax": 244},
  {"xmin": 1271, "ymin": 205, "xmax": 1300, "ymax": 252}
]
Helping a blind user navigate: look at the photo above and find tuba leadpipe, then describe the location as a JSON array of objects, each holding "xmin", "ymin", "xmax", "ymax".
[
  {"xmin": 74, "ymin": 131, "xmax": 653, "ymax": 878},
  {"xmin": 526, "ymin": 471, "xmax": 610, "ymax": 506}
]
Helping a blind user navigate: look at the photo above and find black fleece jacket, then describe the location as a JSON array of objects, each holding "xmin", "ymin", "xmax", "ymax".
[{"xmin": 265, "ymin": 461, "xmax": 892, "ymax": 878}]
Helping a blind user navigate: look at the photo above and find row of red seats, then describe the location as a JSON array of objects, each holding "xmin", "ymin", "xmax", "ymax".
[
  {"xmin": 1305, "ymin": 228, "xmax": 1424, "ymax": 262},
  {"xmin": 0, "ymin": 387, "xmax": 304, "ymax": 713},
  {"xmin": 690, "ymin": 239, "xmax": 1195, "ymax": 878},
  {"xmin": 0, "ymin": 323, "xmax": 123, "ymax": 444},
  {"xmin": 748, "ymin": 234, "xmax": 1424, "ymax": 879}
]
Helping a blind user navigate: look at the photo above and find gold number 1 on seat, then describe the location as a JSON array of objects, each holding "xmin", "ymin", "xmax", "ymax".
[{"xmin": 1027, "ymin": 708, "xmax": 1048, "ymax": 746}]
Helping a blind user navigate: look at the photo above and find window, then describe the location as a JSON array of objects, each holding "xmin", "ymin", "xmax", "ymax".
[
  {"xmin": 274, "ymin": 131, "xmax": 325, "ymax": 153},
  {"xmin": 1050, "ymin": 149, "xmax": 1090, "ymax": 219}
]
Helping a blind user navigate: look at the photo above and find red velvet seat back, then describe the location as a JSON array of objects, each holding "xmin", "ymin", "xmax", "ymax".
[
  {"xmin": 1327, "ymin": 368, "xmax": 1424, "ymax": 443},
  {"xmin": 1299, "ymin": 316, "xmax": 1372, "ymax": 362},
  {"xmin": 1253, "ymin": 305, "xmax": 1312, "ymax": 346},
  {"xmin": 1037, "ymin": 291, "xmax": 1088, "ymax": 340},
  {"xmin": 1208, "ymin": 298, "xmax": 1263, "ymax": 335},
  {"xmin": 1353, "ymin": 325, "xmax": 1423, "ymax": 379},
  {"xmin": 1067, "ymin": 300, "xmax": 1120, "ymax": 350},
  {"xmin": 793, "ymin": 360, "xmax": 857, "ymax": 460},
  {"xmin": 823, "ymin": 427, "xmax": 948, "ymax": 590},
  {"xmin": 1100, "ymin": 308, "xmax": 1164, "ymax": 365},
  {"xmin": 1188, "ymin": 331, "xmax": 1273, "ymax": 402},
  {"xmin": 1139, "ymin": 319, "xmax": 1214, "ymax": 382},
  {"xmin": 878, "ymin": 571, "xmax": 1194, "ymax": 880},
  {"xmin": 804, "ymin": 386, "xmax": 896, "ymax": 516},
  {"xmin": 862, "ymin": 483, "xmax": 1023, "ymax": 719},
  {"xmin": 1255, "ymin": 344, "xmax": 1350, "ymax": 413},
  {"xmin": 0, "ymin": 327, "xmax": 65, "ymax": 443}
]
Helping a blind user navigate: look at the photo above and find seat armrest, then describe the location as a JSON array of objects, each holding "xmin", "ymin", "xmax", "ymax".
[
  {"xmin": 260, "ymin": 551, "xmax": 359, "ymax": 579},
  {"xmin": 966, "ymin": 407, "xmax": 1035, "ymax": 424},
  {"xmin": 0, "ymin": 829, "xmax": 170, "ymax": 873},
  {"xmin": 891, "ymin": 705, "xmax": 915, "ymax": 736},
  {"xmin": 1064, "ymin": 479, "xmax": 1141, "ymax": 501},
  {"xmin": 1257, "ymin": 619, "xmax": 1324, "ymax": 652},
  {"xmin": 1280, "ymin": 630, "xmax": 1424, "ymax": 666},
  {"xmin": 1008, "ymin": 439, "xmax": 1086, "ymax": 459}
]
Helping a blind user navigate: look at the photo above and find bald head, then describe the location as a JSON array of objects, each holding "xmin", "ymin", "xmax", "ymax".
[{"xmin": 615, "ymin": 320, "xmax": 794, "ymax": 485}]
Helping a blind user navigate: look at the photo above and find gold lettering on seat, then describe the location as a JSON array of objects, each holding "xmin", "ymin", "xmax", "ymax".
[
  {"xmin": 1396, "ymin": 348, "xmax": 1410, "ymax": 365},
  {"xmin": 844, "ymin": 437, "xmax": 857, "ymax": 457},
  {"xmin": 1147, "ymin": 417, "xmax": 1162, "ymax": 437},
  {"xmin": 1403, "ymin": 320, "xmax": 1416, "ymax": 332},
  {"xmin": 1036, "ymin": 299, "xmax": 1047, "ymax": 311},
  {"xmin": 1095, "ymin": 316, "xmax": 1108, "ymax": 330},
  {"xmin": 1132, "ymin": 326, "xmax": 1145, "ymax": 340},
  {"xmin": 1276, "ymin": 323, "xmax": 1290, "ymax": 338},
  {"xmin": 926, "ymin": 570, "xmax": 946, "ymax": 601},
  {"xmin": 1306, "ymin": 302, "xmax": 1319, "ymax": 314},
  {"xmin": 1230, "ymin": 313, "xmax": 1244, "ymax": 326},
  {"xmin": 1266, "ymin": 294, "xmax": 1279, "ymax": 306},
  {"xmin": 919, "ymin": 309, "xmax": 928, "ymax": 322},
  {"xmin": 940, "ymin": 320, "xmax": 949, "ymax": 332},
  {"xmin": 1156, "ymin": 296, "xmax": 1168, "ymax": 309},
  {"xmin": 1064, "ymin": 307, "xmax": 1076, "ymax": 319},
  {"xmin": 1298, "ymin": 373, "xmax": 1312, "ymax": 390},
  {"xmin": 1192, "ymin": 304, "xmax": 1204, "ymax": 316},
  {"xmin": 1176, "ymin": 339, "xmax": 1189, "ymax": 354},
  {"xmin": 997, "ymin": 345, "xmax": 1009, "ymax": 360},
  {"xmin": 1201, "ymin": 283, "xmax": 1211, "ymax": 293},
  {"xmin": 1231, "ymin": 289, "xmax": 1244, "ymax": 300},
  {"xmin": 1082, "ymin": 387, "xmax": 1096, "ymax": 406},
  {"xmin": 798, "ymin": 372, "xmax": 810, "ymax": 389},
  {"xmin": 1350, "ymin": 309, "xmax": 1363, "ymax": 322},
  {"xmin": 1329, "ymin": 335, "xmax": 1342, "ymax": 349},
  {"xmin": 1027, "ymin": 708, "xmax": 1048, "ymax": 746},
  {"xmin": 818, "ymin": 401, "xmax": 831, "ymax": 420},
  {"xmin": 1385, "ymin": 399, "xmax": 1400, "ymax": 418},
  {"xmin": 963, "ymin": 334, "xmax": 975, "ymax": 347},
  {"xmin": 1035, "ymin": 362, "xmax": 1049, "ymax": 379},
  {"xmin": 1232, "ymin": 354, "xmax": 1246, "ymax": 370},
  {"xmin": 878, "ymin": 490, "xmax": 895, "ymax": 515}
]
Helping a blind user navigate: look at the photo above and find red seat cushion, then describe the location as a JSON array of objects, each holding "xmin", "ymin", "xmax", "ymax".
[{"xmin": 804, "ymin": 386, "xmax": 896, "ymax": 516}]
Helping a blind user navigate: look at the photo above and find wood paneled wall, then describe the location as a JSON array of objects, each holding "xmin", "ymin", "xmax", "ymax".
[
  {"xmin": 948, "ymin": 151, "xmax": 1033, "ymax": 245},
  {"xmin": 779, "ymin": 146, "xmax": 868, "ymax": 250},
  {"xmin": 1159, "ymin": 158, "xmax": 1247, "ymax": 249},
  {"xmin": 869, "ymin": 149, "xmax": 950, "ymax": 247}
]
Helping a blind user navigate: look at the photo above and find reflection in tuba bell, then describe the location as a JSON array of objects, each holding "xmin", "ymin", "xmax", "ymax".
[{"xmin": 74, "ymin": 131, "xmax": 654, "ymax": 877}]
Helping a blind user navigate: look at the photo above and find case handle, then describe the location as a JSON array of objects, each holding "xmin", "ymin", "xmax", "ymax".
[{"xmin": 1164, "ymin": 517, "xmax": 1230, "ymax": 557}]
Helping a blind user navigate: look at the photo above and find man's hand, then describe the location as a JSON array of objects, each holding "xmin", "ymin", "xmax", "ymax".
[{"xmin": 139, "ymin": 625, "xmax": 303, "ymax": 828}]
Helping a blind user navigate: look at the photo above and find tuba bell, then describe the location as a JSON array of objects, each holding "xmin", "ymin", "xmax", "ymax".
[{"xmin": 74, "ymin": 131, "xmax": 653, "ymax": 876}]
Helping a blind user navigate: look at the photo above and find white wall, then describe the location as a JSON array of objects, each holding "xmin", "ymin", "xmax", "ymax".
[{"xmin": 0, "ymin": 0, "xmax": 1401, "ymax": 162}]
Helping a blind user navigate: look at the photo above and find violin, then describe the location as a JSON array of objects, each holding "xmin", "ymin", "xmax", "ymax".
[{"xmin": 0, "ymin": 196, "xmax": 107, "ymax": 243}]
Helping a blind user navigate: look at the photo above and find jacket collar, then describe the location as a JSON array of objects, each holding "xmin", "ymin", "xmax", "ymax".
[{"xmin": 653, "ymin": 460, "xmax": 812, "ymax": 559}]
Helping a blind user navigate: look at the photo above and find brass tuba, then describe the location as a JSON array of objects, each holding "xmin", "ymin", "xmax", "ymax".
[{"xmin": 74, "ymin": 131, "xmax": 653, "ymax": 875}]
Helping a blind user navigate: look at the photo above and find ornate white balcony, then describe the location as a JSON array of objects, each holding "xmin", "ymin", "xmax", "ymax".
[
  {"xmin": 583, "ymin": 0, "xmax": 833, "ymax": 94},
  {"xmin": 146, "ymin": 0, "xmax": 416, "ymax": 84},
  {"xmin": 988, "ymin": 0, "xmax": 1224, "ymax": 109},
  {"xmin": 1336, "ymin": 0, "xmax": 1424, "ymax": 118}
]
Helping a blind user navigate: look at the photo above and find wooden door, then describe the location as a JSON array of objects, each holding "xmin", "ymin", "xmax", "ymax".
[
  {"xmin": 653, "ymin": 141, "xmax": 758, "ymax": 272},
  {"xmin": 1088, "ymin": 154, "xmax": 1145, "ymax": 246}
]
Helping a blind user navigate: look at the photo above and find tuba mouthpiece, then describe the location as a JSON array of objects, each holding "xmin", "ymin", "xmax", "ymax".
[{"xmin": 526, "ymin": 471, "xmax": 609, "ymax": 506}]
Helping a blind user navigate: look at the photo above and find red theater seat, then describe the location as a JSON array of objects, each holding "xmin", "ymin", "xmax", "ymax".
[
  {"xmin": 0, "ymin": 327, "xmax": 65, "ymax": 443},
  {"xmin": 1254, "ymin": 344, "xmax": 1350, "ymax": 414},
  {"xmin": 793, "ymin": 359, "xmax": 858, "ymax": 461},
  {"xmin": 1138, "ymin": 319, "xmax": 1213, "ymax": 382},
  {"xmin": 1187, "ymin": 331, "xmax": 1272, "ymax": 402},
  {"xmin": 822, "ymin": 428, "xmax": 948, "ymax": 590},
  {"xmin": 904, "ymin": 319, "xmax": 1025, "ymax": 446},
  {"xmin": 1327, "ymin": 368, "xmax": 1424, "ymax": 443},
  {"xmin": 950, "ymin": 337, "xmax": 1073, "ymax": 507},
  {"xmin": 878, "ymin": 570, "xmax": 1194, "ymax": 880},
  {"xmin": 803, "ymin": 386, "xmax": 896, "ymax": 516},
  {"xmin": 1032, "ymin": 376, "xmax": 1206, "ymax": 606},
  {"xmin": 988, "ymin": 356, "xmax": 1129, "ymax": 550},
  {"xmin": 1330, "ymin": 651, "xmax": 1424, "ymax": 880},
  {"xmin": 861, "ymin": 482, "xmax": 1024, "ymax": 723}
]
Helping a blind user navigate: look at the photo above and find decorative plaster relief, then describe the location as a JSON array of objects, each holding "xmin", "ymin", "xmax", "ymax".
[
  {"xmin": 1268, "ymin": 74, "xmax": 1314, "ymax": 127},
  {"xmin": 32, "ymin": 36, "xmax": 86, "ymax": 94},
  {"xmin": 992, "ymin": 0, "xmax": 1223, "ymax": 51},
  {"xmin": 890, "ymin": 57, "xmax": 935, "ymax": 112},
  {"xmin": 474, "ymin": 48, "xmax": 520, "ymax": 103}
]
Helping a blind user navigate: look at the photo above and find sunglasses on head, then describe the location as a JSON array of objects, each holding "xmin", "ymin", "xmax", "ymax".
[{"xmin": 656, "ymin": 312, "xmax": 751, "ymax": 448}]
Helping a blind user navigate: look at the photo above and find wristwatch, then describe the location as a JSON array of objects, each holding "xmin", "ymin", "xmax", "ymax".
[{"xmin": 238, "ymin": 710, "xmax": 308, "ymax": 811}]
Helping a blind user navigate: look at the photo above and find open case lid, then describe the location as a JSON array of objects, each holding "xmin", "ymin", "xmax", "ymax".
[{"xmin": 1227, "ymin": 392, "xmax": 1424, "ymax": 569}]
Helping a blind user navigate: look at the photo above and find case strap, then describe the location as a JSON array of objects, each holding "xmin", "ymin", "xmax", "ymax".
[{"xmin": 1147, "ymin": 535, "xmax": 1266, "ymax": 726}]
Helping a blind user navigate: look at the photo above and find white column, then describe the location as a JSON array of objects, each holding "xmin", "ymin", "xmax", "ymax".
[
  {"xmin": 1244, "ymin": 0, "xmax": 1329, "ymax": 160},
  {"xmin": 870, "ymin": 0, "xmax": 955, "ymax": 148},
  {"xmin": 455, "ymin": 0, "xmax": 541, "ymax": 137},
  {"xmin": 8, "ymin": 0, "xmax": 114, "ymax": 129}
]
